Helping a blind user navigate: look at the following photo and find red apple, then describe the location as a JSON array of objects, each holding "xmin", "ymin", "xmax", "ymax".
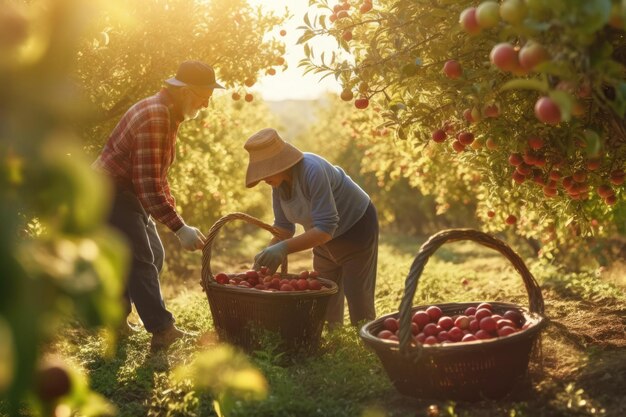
[
  {"xmin": 505, "ymin": 214, "xmax": 517, "ymax": 225},
  {"xmin": 296, "ymin": 278, "xmax": 309, "ymax": 291},
  {"xmin": 432, "ymin": 129, "xmax": 447, "ymax": 143},
  {"xmin": 490, "ymin": 43, "xmax": 519, "ymax": 72},
  {"xmin": 415, "ymin": 332, "xmax": 426, "ymax": 344},
  {"xmin": 438, "ymin": 316, "xmax": 454, "ymax": 330},
  {"xmin": 458, "ymin": 132, "xmax": 475, "ymax": 145},
  {"xmin": 496, "ymin": 319, "xmax": 516, "ymax": 329},
  {"xmin": 462, "ymin": 333, "xmax": 478, "ymax": 342},
  {"xmin": 459, "ymin": 7, "xmax": 481, "ymax": 34},
  {"xmin": 518, "ymin": 42, "xmax": 549, "ymax": 72},
  {"xmin": 534, "ymin": 96, "xmax": 561, "ymax": 124},
  {"xmin": 355, "ymin": 98, "xmax": 369, "ymax": 109},
  {"xmin": 215, "ymin": 272, "xmax": 229, "ymax": 284},
  {"xmin": 448, "ymin": 326, "xmax": 464, "ymax": 342},
  {"xmin": 479, "ymin": 316, "xmax": 497, "ymax": 332},
  {"xmin": 475, "ymin": 329, "xmax": 493, "ymax": 340},
  {"xmin": 452, "ymin": 140, "xmax": 465, "ymax": 153},
  {"xmin": 424, "ymin": 335, "xmax": 438, "ymax": 345},
  {"xmin": 443, "ymin": 59, "xmax": 462, "ymax": 79},
  {"xmin": 497, "ymin": 326, "xmax": 517, "ymax": 337},
  {"xmin": 422, "ymin": 323, "xmax": 439, "ymax": 336},
  {"xmin": 469, "ymin": 319, "xmax": 480, "ymax": 332},
  {"xmin": 454, "ymin": 315, "xmax": 470, "ymax": 330},
  {"xmin": 412, "ymin": 311, "xmax": 431, "ymax": 328},
  {"xmin": 360, "ymin": 2, "xmax": 372, "ymax": 14},
  {"xmin": 279, "ymin": 283, "xmax": 294, "ymax": 291},
  {"xmin": 508, "ymin": 153, "xmax": 523, "ymax": 166},
  {"xmin": 383, "ymin": 317, "xmax": 399, "ymax": 332},
  {"xmin": 464, "ymin": 306, "xmax": 477, "ymax": 316},
  {"xmin": 426, "ymin": 305, "xmax": 443, "ymax": 321},
  {"xmin": 308, "ymin": 279, "xmax": 322, "ymax": 290},
  {"xmin": 377, "ymin": 329, "xmax": 394, "ymax": 339},
  {"xmin": 475, "ymin": 308, "xmax": 492, "ymax": 321}
]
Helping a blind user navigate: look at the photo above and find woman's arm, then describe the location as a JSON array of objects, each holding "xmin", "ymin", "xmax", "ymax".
[{"xmin": 281, "ymin": 227, "xmax": 332, "ymax": 253}]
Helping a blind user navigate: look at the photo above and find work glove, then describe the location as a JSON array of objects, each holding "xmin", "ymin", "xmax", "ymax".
[
  {"xmin": 175, "ymin": 224, "xmax": 206, "ymax": 251},
  {"xmin": 253, "ymin": 241, "xmax": 288, "ymax": 274}
]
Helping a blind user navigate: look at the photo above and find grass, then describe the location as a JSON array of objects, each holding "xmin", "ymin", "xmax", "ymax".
[{"xmin": 3, "ymin": 230, "xmax": 625, "ymax": 417}]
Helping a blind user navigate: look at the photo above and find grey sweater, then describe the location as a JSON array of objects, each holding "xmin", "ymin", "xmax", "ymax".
[{"xmin": 272, "ymin": 153, "xmax": 370, "ymax": 238}]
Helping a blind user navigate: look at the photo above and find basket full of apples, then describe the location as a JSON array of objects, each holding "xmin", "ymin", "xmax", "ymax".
[
  {"xmin": 359, "ymin": 229, "xmax": 546, "ymax": 401},
  {"xmin": 201, "ymin": 212, "xmax": 338, "ymax": 353}
]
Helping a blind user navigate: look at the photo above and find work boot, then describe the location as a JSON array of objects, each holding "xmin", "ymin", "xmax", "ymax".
[{"xmin": 150, "ymin": 323, "xmax": 195, "ymax": 352}]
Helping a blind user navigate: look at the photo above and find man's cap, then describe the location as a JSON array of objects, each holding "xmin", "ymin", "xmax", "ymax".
[{"xmin": 165, "ymin": 60, "xmax": 224, "ymax": 89}]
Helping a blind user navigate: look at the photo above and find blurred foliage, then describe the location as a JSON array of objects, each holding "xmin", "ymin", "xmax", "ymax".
[
  {"xmin": 0, "ymin": 0, "xmax": 129, "ymax": 415},
  {"xmin": 172, "ymin": 345, "xmax": 267, "ymax": 417},
  {"xmin": 0, "ymin": 0, "xmax": 284, "ymax": 415},
  {"xmin": 299, "ymin": 0, "xmax": 626, "ymax": 269}
]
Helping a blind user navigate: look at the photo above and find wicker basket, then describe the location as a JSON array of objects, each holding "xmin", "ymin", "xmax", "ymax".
[
  {"xmin": 201, "ymin": 212, "xmax": 338, "ymax": 352},
  {"xmin": 359, "ymin": 229, "xmax": 546, "ymax": 400}
]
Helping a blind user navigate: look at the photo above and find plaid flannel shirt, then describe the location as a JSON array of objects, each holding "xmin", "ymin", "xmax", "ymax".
[{"xmin": 93, "ymin": 89, "xmax": 185, "ymax": 232}]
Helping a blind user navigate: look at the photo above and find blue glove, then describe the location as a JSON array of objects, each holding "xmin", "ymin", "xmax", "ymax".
[{"xmin": 253, "ymin": 241, "xmax": 288, "ymax": 274}]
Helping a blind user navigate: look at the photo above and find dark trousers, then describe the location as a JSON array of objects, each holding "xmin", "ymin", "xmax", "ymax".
[
  {"xmin": 108, "ymin": 187, "xmax": 174, "ymax": 333},
  {"xmin": 313, "ymin": 202, "xmax": 378, "ymax": 326}
]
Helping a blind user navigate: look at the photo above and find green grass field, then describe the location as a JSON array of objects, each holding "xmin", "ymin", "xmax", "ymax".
[{"xmin": 23, "ymin": 231, "xmax": 626, "ymax": 417}]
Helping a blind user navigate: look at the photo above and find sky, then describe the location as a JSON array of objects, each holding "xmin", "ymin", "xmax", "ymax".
[{"xmin": 248, "ymin": 0, "xmax": 342, "ymax": 101}]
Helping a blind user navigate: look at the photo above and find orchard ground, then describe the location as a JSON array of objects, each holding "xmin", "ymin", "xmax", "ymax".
[{"xmin": 17, "ymin": 230, "xmax": 625, "ymax": 417}]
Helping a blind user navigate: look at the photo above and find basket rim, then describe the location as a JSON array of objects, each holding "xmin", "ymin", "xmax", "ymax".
[
  {"xmin": 360, "ymin": 301, "xmax": 546, "ymax": 353},
  {"xmin": 205, "ymin": 275, "xmax": 338, "ymax": 299}
]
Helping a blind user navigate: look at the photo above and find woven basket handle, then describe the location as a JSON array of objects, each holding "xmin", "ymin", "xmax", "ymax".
[
  {"xmin": 398, "ymin": 229, "xmax": 544, "ymax": 353},
  {"xmin": 201, "ymin": 212, "xmax": 287, "ymax": 291}
]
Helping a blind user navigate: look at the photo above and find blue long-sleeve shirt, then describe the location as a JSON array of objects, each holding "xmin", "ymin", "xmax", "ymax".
[{"xmin": 272, "ymin": 153, "xmax": 370, "ymax": 238}]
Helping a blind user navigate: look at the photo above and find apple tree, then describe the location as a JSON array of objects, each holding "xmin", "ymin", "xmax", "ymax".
[
  {"xmin": 75, "ymin": 0, "xmax": 288, "ymax": 154},
  {"xmin": 299, "ymin": 0, "xmax": 626, "ymax": 266}
]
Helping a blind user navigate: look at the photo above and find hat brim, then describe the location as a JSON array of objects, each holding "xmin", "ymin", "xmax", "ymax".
[
  {"xmin": 246, "ymin": 143, "xmax": 304, "ymax": 188},
  {"xmin": 165, "ymin": 77, "xmax": 225, "ymax": 89}
]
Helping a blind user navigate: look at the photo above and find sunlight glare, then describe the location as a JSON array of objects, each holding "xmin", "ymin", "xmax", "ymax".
[{"xmin": 248, "ymin": 0, "xmax": 341, "ymax": 101}]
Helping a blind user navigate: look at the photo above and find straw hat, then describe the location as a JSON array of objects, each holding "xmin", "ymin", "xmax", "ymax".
[{"xmin": 244, "ymin": 128, "xmax": 304, "ymax": 188}]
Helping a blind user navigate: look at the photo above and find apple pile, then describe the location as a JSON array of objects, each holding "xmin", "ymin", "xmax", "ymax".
[
  {"xmin": 213, "ymin": 267, "xmax": 329, "ymax": 292},
  {"xmin": 376, "ymin": 302, "xmax": 533, "ymax": 345}
]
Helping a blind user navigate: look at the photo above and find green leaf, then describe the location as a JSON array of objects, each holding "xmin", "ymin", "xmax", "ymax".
[
  {"xmin": 534, "ymin": 60, "xmax": 576, "ymax": 79},
  {"xmin": 500, "ymin": 78, "xmax": 549, "ymax": 93},
  {"xmin": 578, "ymin": 0, "xmax": 611, "ymax": 33},
  {"xmin": 582, "ymin": 129, "xmax": 602, "ymax": 157}
]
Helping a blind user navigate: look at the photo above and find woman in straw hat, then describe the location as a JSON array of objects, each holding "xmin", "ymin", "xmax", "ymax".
[{"xmin": 244, "ymin": 128, "xmax": 378, "ymax": 327}]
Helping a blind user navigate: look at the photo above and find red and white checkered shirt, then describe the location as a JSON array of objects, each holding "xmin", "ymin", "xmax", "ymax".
[{"xmin": 93, "ymin": 89, "xmax": 185, "ymax": 232}]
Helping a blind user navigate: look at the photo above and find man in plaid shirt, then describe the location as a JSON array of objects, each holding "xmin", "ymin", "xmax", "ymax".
[{"xmin": 93, "ymin": 61, "xmax": 223, "ymax": 351}]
